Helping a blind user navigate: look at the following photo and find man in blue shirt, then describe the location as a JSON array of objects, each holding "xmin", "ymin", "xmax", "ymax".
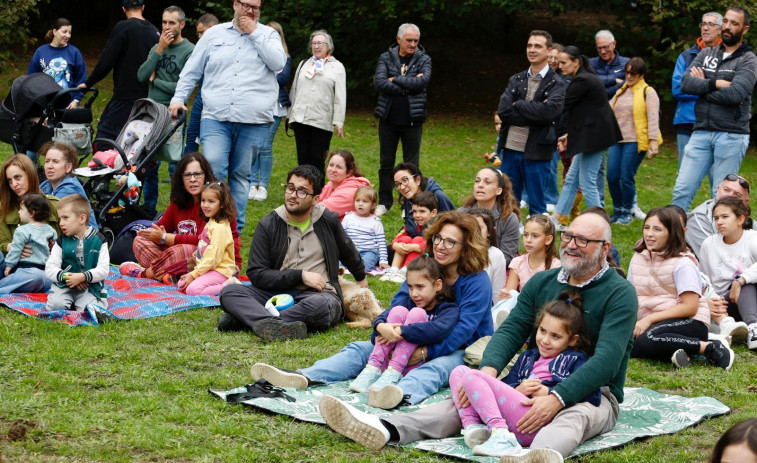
[{"xmin": 169, "ymin": 0, "xmax": 286, "ymax": 231}]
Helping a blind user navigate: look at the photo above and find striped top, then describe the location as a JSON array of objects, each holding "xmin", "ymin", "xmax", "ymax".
[{"xmin": 341, "ymin": 212, "xmax": 388, "ymax": 264}]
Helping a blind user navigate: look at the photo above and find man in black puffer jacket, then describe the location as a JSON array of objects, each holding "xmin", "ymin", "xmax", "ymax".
[{"xmin": 374, "ymin": 23, "xmax": 432, "ymax": 215}]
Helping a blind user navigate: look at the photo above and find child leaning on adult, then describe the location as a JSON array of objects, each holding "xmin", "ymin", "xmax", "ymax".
[
  {"xmin": 250, "ymin": 211, "xmax": 493, "ymax": 410},
  {"xmin": 117, "ymin": 153, "xmax": 242, "ymax": 283},
  {"xmin": 0, "ymin": 155, "xmax": 62, "ymax": 293}
]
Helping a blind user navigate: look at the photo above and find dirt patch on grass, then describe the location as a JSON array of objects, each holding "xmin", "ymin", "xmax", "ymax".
[{"xmin": 6, "ymin": 419, "xmax": 36, "ymax": 442}]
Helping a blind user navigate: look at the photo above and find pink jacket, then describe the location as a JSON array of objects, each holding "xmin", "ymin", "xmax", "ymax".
[{"xmin": 318, "ymin": 175, "xmax": 372, "ymax": 220}]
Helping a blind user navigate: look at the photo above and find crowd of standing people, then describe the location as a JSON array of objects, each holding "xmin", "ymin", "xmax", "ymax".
[{"xmin": 3, "ymin": 0, "xmax": 757, "ymax": 461}]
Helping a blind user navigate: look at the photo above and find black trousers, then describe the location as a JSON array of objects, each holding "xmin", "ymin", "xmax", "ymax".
[
  {"xmin": 96, "ymin": 98, "xmax": 136, "ymax": 141},
  {"xmin": 378, "ymin": 120, "xmax": 423, "ymax": 208},
  {"xmin": 292, "ymin": 122, "xmax": 333, "ymax": 180},
  {"xmin": 631, "ymin": 317, "xmax": 708, "ymax": 360}
]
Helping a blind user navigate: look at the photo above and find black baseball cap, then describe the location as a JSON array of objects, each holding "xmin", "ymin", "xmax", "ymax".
[{"xmin": 123, "ymin": 0, "xmax": 145, "ymax": 8}]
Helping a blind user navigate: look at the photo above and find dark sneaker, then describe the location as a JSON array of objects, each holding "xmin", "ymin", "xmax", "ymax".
[
  {"xmin": 217, "ymin": 313, "xmax": 248, "ymax": 332},
  {"xmin": 671, "ymin": 349, "xmax": 690, "ymax": 368},
  {"xmin": 250, "ymin": 363, "xmax": 308, "ymax": 390},
  {"xmin": 251, "ymin": 318, "xmax": 307, "ymax": 342},
  {"xmin": 705, "ymin": 340, "xmax": 735, "ymax": 370}
]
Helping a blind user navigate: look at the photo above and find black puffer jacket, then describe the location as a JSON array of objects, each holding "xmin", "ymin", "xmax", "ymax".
[{"xmin": 374, "ymin": 44, "xmax": 432, "ymax": 123}]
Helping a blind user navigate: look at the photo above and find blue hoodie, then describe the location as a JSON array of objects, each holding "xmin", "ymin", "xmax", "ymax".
[
  {"xmin": 41, "ymin": 176, "xmax": 98, "ymax": 229},
  {"xmin": 401, "ymin": 177, "xmax": 455, "ymax": 238},
  {"xmin": 672, "ymin": 43, "xmax": 701, "ymax": 130}
]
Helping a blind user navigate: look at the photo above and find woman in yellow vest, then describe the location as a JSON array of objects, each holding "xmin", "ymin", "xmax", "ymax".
[{"xmin": 608, "ymin": 57, "xmax": 662, "ymax": 225}]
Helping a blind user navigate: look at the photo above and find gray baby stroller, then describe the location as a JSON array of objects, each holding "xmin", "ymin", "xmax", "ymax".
[{"xmin": 74, "ymin": 98, "xmax": 185, "ymax": 245}]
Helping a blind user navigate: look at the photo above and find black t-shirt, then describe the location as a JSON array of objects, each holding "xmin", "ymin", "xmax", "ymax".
[
  {"xmin": 386, "ymin": 54, "xmax": 412, "ymax": 126},
  {"xmin": 85, "ymin": 18, "xmax": 160, "ymax": 101}
]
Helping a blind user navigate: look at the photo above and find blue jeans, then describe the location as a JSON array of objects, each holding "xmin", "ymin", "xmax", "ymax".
[
  {"xmin": 555, "ymin": 150, "xmax": 605, "ymax": 217},
  {"xmin": 142, "ymin": 161, "xmax": 160, "ymax": 216},
  {"xmin": 249, "ymin": 115, "xmax": 281, "ymax": 188},
  {"xmin": 301, "ymin": 340, "xmax": 465, "ymax": 404},
  {"xmin": 676, "ymin": 131, "xmax": 713, "ymax": 201},
  {"xmin": 671, "ymin": 130, "xmax": 749, "ymax": 210},
  {"xmin": 544, "ymin": 150, "xmax": 560, "ymax": 205},
  {"xmin": 607, "ymin": 142, "xmax": 645, "ymax": 216},
  {"xmin": 184, "ymin": 79, "xmax": 203, "ymax": 154},
  {"xmin": 200, "ymin": 119, "xmax": 269, "ymax": 231},
  {"xmin": 359, "ymin": 250, "xmax": 379, "ymax": 270},
  {"xmin": 501, "ymin": 149, "xmax": 550, "ymax": 215},
  {"xmin": 0, "ymin": 254, "xmax": 51, "ymax": 293}
]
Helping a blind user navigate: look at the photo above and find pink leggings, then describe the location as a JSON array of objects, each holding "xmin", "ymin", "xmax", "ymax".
[
  {"xmin": 185, "ymin": 270, "xmax": 230, "ymax": 296},
  {"xmin": 449, "ymin": 365, "xmax": 538, "ymax": 446},
  {"xmin": 367, "ymin": 306, "xmax": 428, "ymax": 373}
]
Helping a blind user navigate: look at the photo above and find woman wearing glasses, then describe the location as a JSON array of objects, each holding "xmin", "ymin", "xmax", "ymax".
[
  {"xmin": 607, "ymin": 57, "xmax": 662, "ymax": 225},
  {"xmin": 550, "ymin": 46, "xmax": 622, "ymax": 228},
  {"xmin": 392, "ymin": 162, "xmax": 454, "ymax": 240},
  {"xmin": 120, "ymin": 153, "xmax": 242, "ymax": 283},
  {"xmin": 288, "ymin": 30, "xmax": 346, "ymax": 179},
  {"xmin": 250, "ymin": 211, "xmax": 493, "ymax": 409}
]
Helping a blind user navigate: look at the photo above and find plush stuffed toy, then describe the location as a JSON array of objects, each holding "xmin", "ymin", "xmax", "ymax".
[
  {"xmin": 116, "ymin": 172, "xmax": 141, "ymax": 207},
  {"xmin": 338, "ymin": 271, "xmax": 383, "ymax": 329}
]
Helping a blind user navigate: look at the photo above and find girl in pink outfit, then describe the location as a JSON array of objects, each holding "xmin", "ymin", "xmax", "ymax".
[
  {"xmin": 319, "ymin": 150, "xmax": 371, "ymax": 220},
  {"xmin": 449, "ymin": 292, "xmax": 598, "ymax": 457},
  {"xmin": 178, "ymin": 182, "xmax": 239, "ymax": 296}
]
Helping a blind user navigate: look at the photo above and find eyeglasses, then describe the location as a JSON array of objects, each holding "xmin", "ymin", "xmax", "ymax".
[
  {"xmin": 596, "ymin": 44, "xmax": 613, "ymax": 51},
  {"xmin": 724, "ymin": 174, "xmax": 750, "ymax": 192},
  {"xmin": 560, "ymin": 231, "xmax": 606, "ymax": 248},
  {"xmin": 393, "ymin": 175, "xmax": 418, "ymax": 189},
  {"xmin": 432, "ymin": 234, "xmax": 460, "ymax": 250},
  {"xmin": 236, "ymin": 1, "xmax": 261, "ymax": 13},
  {"xmin": 700, "ymin": 21, "xmax": 720, "ymax": 28},
  {"xmin": 285, "ymin": 184, "xmax": 314, "ymax": 198},
  {"xmin": 311, "ymin": 41, "xmax": 327, "ymax": 47},
  {"xmin": 182, "ymin": 171, "xmax": 205, "ymax": 179}
]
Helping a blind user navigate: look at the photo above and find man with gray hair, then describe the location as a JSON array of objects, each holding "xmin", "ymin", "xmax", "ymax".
[
  {"xmin": 318, "ymin": 212, "xmax": 638, "ymax": 461},
  {"xmin": 590, "ymin": 30, "xmax": 629, "ymax": 99},
  {"xmin": 374, "ymin": 23, "xmax": 432, "ymax": 216},
  {"xmin": 672, "ymin": 12, "xmax": 722, "ymax": 172}
]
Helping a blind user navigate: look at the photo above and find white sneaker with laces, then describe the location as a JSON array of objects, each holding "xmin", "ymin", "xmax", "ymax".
[
  {"xmin": 719, "ymin": 317, "xmax": 749, "ymax": 344},
  {"xmin": 631, "ymin": 205, "xmax": 647, "ymax": 220},
  {"xmin": 380, "ymin": 267, "xmax": 397, "ymax": 281},
  {"xmin": 254, "ymin": 186, "xmax": 268, "ymax": 201},
  {"xmin": 248, "ymin": 185, "xmax": 258, "ymax": 200},
  {"xmin": 389, "ymin": 267, "xmax": 407, "ymax": 284},
  {"xmin": 319, "ymin": 395, "xmax": 391, "ymax": 450},
  {"xmin": 375, "ymin": 205, "xmax": 388, "ymax": 217}
]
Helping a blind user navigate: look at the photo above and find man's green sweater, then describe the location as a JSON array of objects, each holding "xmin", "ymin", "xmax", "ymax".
[
  {"xmin": 480, "ymin": 266, "xmax": 637, "ymax": 406},
  {"xmin": 137, "ymin": 39, "xmax": 194, "ymax": 105}
]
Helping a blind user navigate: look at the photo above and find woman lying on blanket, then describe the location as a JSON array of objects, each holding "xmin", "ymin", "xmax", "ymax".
[
  {"xmin": 0, "ymin": 155, "xmax": 61, "ymax": 293},
  {"xmin": 117, "ymin": 153, "xmax": 242, "ymax": 284},
  {"xmin": 250, "ymin": 211, "xmax": 494, "ymax": 410}
]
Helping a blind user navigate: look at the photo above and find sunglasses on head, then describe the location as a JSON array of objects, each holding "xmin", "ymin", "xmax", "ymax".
[{"xmin": 725, "ymin": 174, "xmax": 750, "ymax": 192}]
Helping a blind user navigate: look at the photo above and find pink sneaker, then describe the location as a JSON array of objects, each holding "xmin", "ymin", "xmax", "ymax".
[{"xmin": 119, "ymin": 261, "xmax": 144, "ymax": 278}]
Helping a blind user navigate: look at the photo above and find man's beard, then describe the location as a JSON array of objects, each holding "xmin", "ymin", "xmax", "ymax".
[
  {"xmin": 560, "ymin": 244, "xmax": 604, "ymax": 280},
  {"xmin": 722, "ymin": 29, "xmax": 743, "ymax": 46}
]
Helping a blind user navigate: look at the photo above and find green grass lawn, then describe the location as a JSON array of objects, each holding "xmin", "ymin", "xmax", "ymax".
[{"xmin": 1, "ymin": 61, "xmax": 756, "ymax": 462}]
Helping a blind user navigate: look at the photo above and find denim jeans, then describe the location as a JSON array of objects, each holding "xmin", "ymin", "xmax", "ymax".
[
  {"xmin": 607, "ymin": 142, "xmax": 645, "ymax": 216},
  {"xmin": 676, "ymin": 131, "xmax": 714, "ymax": 203},
  {"xmin": 359, "ymin": 250, "xmax": 380, "ymax": 270},
  {"xmin": 544, "ymin": 150, "xmax": 560, "ymax": 205},
  {"xmin": 200, "ymin": 119, "xmax": 269, "ymax": 231},
  {"xmin": 250, "ymin": 115, "xmax": 281, "ymax": 189},
  {"xmin": 555, "ymin": 150, "xmax": 605, "ymax": 217},
  {"xmin": 301, "ymin": 340, "xmax": 465, "ymax": 404},
  {"xmin": 142, "ymin": 161, "xmax": 160, "ymax": 216},
  {"xmin": 501, "ymin": 149, "xmax": 550, "ymax": 215},
  {"xmin": 671, "ymin": 130, "xmax": 749, "ymax": 211},
  {"xmin": 0, "ymin": 253, "xmax": 51, "ymax": 293},
  {"xmin": 184, "ymin": 78, "xmax": 204, "ymax": 154}
]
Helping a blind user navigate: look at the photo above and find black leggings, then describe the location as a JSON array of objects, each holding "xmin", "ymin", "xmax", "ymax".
[
  {"xmin": 631, "ymin": 317, "xmax": 708, "ymax": 360},
  {"xmin": 292, "ymin": 122, "xmax": 333, "ymax": 179},
  {"xmin": 726, "ymin": 282, "xmax": 757, "ymax": 326}
]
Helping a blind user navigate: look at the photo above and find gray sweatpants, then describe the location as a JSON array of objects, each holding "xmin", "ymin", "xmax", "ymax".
[
  {"xmin": 219, "ymin": 284, "xmax": 342, "ymax": 332},
  {"xmin": 383, "ymin": 386, "xmax": 619, "ymax": 457},
  {"xmin": 46, "ymin": 285, "xmax": 103, "ymax": 312}
]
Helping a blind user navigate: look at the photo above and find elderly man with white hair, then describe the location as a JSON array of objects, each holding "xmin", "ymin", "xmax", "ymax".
[
  {"xmin": 374, "ymin": 23, "xmax": 432, "ymax": 216},
  {"xmin": 590, "ymin": 29, "xmax": 630, "ymax": 99}
]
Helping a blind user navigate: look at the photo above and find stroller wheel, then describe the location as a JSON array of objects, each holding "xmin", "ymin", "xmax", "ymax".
[{"xmin": 102, "ymin": 227, "xmax": 116, "ymax": 247}]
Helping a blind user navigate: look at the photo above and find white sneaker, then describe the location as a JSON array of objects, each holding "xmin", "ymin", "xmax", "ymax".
[
  {"xmin": 248, "ymin": 185, "xmax": 258, "ymax": 200},
  {"xmin": 546, "ymin": 204, "xmax": 556, "ymax": 213},
  {"xmin": 254, "ymin": 186, "xmax": 268, "ymax": 201},
  {"xmin": 380, "ymin": 267, "xmax": 397, "ymax": 281},
  {"xmin": 631, "ymin": 205, "xmax": 647, "ymax": 220},
  {"xmin": 463, "ymin": 424, "xmax": 491, "ymax": 448},
  {"xmin": 375, "ymin": 205, "xmax": 388, "ymax": 217},
  {"xmin": 389, "ymin": 267, "xmax": 407, "ymax": 284},
  {"xmin": 500, "ymin": 448, "xmax": 564, "ymax": 463},
  {"xmin": 319, "ymin": 395, "xmax": 391, "ymax": 450},
  {"xmin": 719, "ymin": 317, "xmax": 749, "ymax": 344},
  {"xmin": 748, "ymin": 323, "xmax": 757, "ymax": 350},
  {"xmin": 519, "ymin": 200, "xmax": 528, "ymax": 209}
]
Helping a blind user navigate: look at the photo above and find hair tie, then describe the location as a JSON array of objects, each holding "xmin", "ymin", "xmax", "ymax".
[
  {"xmin": 423, "ymin": 253, "xmax": 430, "ymax": 257},
  {"xmin": 566, "ymin": 298, "xmax": 573, "ymax": 304}
]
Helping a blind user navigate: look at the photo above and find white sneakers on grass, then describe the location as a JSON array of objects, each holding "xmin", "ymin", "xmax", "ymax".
[
  {"xmin": 318, "ymin": 395, "xmax": 391, "ymax": 450},
  {"xmin": 380, "ymin": 267, "xmax": 407, "ymax": 284},
  {"xmin": 248, "ymin": 185, "xmax": 268, "ymax": 201}
]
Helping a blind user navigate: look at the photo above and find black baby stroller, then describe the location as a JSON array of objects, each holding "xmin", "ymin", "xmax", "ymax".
[
  {"xmin": 74, "ymin": 98, "xmax": 186, "ymax": 245},
  {"xmin": 0, "ymin": 73, "xmax": 98, "ymax": 163}
]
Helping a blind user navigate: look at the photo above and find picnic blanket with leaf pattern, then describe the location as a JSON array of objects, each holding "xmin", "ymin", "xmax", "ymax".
[
  {"xmin": 209, "ymin": 382, "xmax": 730, "ymax": 459},
  {"xmin": 0, "ymin": 266, "xmax": 220, "ymax": 326}
]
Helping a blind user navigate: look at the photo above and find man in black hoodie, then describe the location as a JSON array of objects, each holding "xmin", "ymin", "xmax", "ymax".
[
  {"xmin": 80, "ymin": 0, "xmax": 159, "ymax": 141},
  {"xmin": 374, "ymin": 24, "xmax": 432, "ymax": 216}
]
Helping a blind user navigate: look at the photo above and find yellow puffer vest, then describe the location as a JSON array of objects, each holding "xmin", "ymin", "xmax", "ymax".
[{"xmin": 613, "ymin": 78, "xmax": 663, "ymax": 153}]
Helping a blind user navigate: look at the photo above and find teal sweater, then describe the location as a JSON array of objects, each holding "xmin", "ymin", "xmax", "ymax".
[
  {"xmin": 137, "ymin": 39, "xmax": 194, "ymax": 105},
  {"xmin": 480, "ymin": 266, "xmax": 637, "ymax": 406}
]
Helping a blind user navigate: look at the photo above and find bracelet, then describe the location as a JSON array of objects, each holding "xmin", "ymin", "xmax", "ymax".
[{"xmin": 421, "ymin": 348, "xmax": 426, "ymax": 363}]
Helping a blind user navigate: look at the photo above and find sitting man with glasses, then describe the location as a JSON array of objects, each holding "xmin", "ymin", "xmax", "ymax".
[
  {"xmin": 316, "ymin": 212, "xmax": 636, "ymax": 462},
  {"xmin": 218, "ymin": 165, "xmax": 367, "ymax": 341}
]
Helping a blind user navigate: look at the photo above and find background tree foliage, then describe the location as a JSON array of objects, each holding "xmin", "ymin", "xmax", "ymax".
[{"xmin": 0, "ymin": 0, "xmax": 49, "ymax": 60}]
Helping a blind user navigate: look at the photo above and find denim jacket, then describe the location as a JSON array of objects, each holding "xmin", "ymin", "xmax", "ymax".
[{"xmin": 503, "ymin": 347, "xmax": 601, "ymax": 406}]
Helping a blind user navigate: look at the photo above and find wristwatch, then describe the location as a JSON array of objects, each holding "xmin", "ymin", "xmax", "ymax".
[{"xmin": 160, "ymin": 232, "xmax": 167, "ymax": 245}]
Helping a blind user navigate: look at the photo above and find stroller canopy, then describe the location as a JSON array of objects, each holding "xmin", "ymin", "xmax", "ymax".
[
  {"xmin": 115, "ymin": 98, "xmax": 172, "ymax": 157},
  {"xmin": 2, "ymin": 73, "xmax": 64, "ymax": 119}
]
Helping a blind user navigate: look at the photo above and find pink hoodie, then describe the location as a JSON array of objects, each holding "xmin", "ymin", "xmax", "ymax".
[{"xmin": 319, "ymin": 175, "xmax": 372, "ymax": 220}]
